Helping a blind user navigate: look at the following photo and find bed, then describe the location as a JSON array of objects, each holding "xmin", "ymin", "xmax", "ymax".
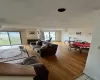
[{"xmin": 0, "ymin": 46, "xmax": 28, "ymax": 62}]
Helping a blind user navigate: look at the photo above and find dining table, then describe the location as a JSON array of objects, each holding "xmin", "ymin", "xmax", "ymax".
[{"xmin": 72, "ymin": 42, "xmax": 91, "ymax": 53}]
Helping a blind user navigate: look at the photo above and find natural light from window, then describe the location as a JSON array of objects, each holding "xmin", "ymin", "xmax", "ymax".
[
  {"xmin": 0, "ymin": 32, "xmax": 21, "ymax": 46},
  {"xmin": 44, "ymin": 32, "xmax": 56, "ymax": 41}
]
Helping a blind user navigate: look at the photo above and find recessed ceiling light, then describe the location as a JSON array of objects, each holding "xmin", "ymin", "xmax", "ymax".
[{"xmin": 58, "ymin": 8, "xmax": 66, "ymax": 12}]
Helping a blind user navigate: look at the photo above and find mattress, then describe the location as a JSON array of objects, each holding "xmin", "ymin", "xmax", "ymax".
[{"xmin": 0, "ymin": 46, "xmax": 28, "ymax": 62}]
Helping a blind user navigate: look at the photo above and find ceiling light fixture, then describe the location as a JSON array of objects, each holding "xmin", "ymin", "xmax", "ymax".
[{"xmin": 58, "ymin": 8, "xmax": 66, "ymax": 12}]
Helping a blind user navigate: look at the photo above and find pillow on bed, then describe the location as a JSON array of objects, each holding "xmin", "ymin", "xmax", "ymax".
[{"xmin": 0, "ymin": 47, "xmax": 21, "ymax": 58}]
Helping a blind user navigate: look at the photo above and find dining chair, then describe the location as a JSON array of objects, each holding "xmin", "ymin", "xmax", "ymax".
[{"xmin": 68, "ymin": 41, "xmax": 76, "ymax": 51}]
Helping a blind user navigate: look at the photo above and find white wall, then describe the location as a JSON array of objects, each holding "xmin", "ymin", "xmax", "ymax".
[
  {"xmin": 84, "ymin": 26, "xmax": 100, "ymax": 80},
  {"xmin": 26, "ymin": 29, "xmax": 38, "ymax": 39},
  {"xmin": 55, "ymin": 31, "xmax": 61, "ymax": 41},
  {"xmin": 61, "ymin": 27, "xmax": 92, "ymax": 42},
  {"xmin": 21, "ymin": 29, "xmax": 39, "ymax": 44},
  {"xmin": 37, "ymin": 29, "xmax": 44, "ymax": 40},
  {"xmin": 21, "ymin": 29, "xmax": 27, "ymax": 45}
]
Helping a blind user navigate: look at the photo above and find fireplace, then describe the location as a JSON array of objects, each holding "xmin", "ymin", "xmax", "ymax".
[{"xmin": 27, "ymin": 39, "xmax": 38, "ymax": 45}]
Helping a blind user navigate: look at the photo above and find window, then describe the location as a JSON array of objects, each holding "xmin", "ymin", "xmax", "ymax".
[
  {"xmin": 8, "ymin": 32, "xmax": 21, "ymax": 45},
  {"xmin": 50, "ymin": 32, "xmax": 56, "ymax": 41},
  {"xmin": 0, "ymin": 32, "xmax": 21, "ymax": 46},
  {"xmin": 44, "ymin": 32, "xmax": 50, "ymax": 40},
  {"xmin": 0, "ymin": 32, "xmax": 10, "ymax": 45},
  {"xmin": 44, "ymin": 32, "xmax": 56, "ymax": 41}
]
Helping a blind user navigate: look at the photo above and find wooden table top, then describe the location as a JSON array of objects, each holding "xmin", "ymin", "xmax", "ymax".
[{"xmin": 0, "ymin": 62, "xmax": 36, "ymax": 76}]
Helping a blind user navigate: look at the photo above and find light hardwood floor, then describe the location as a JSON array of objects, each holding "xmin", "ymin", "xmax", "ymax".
[{"xmin": 26, "ymin": 42, "xmax": 88, "ymax": 80}]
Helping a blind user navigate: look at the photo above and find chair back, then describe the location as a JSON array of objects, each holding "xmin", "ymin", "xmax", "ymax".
[
  {"xmin": 46, "ymin": 38, "xmax": 52, "ymax": 42},
  {"xmin": 68, "ymin": 41, "xmax": 75, "ymax": 48}
]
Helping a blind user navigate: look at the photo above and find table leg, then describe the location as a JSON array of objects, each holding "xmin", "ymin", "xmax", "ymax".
[{"xmin": 79, "ymin": 48, "xmax": 83, "ymax": 53}]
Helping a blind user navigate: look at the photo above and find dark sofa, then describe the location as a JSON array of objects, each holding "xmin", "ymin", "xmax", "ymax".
[
  {"xmin": 32, "ymin": 43, "xmax": 58, "ymax": 57},
  {"xmin": 39, "ymin": 44, "xmax": 58, "ymax": 57}
]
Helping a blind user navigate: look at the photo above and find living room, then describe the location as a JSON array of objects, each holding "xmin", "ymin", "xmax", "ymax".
[
  {"xmin": 0, "ymin": 26, "xmax": 92, "ymax": 80},
  {"xmin": 0, "ymin": 0, "xmax": 100, "ymax": 80}
]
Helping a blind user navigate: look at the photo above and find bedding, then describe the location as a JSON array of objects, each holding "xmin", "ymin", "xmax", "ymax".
[
  {"xmin": 0, "ymin": 47, "xmax": 21, "ymax": 58},
  {"xmin": 0, "ymin": 46, "xmax": 28, "ymax": 62}
]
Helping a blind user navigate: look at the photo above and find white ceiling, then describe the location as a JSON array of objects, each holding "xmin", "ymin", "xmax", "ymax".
[{"xmin": 0, "ymin": 0, "xmax": 100, "ymax": 29}]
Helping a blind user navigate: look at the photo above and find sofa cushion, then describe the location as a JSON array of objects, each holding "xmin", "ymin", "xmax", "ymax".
[
  {"xmin": 34, "ymin": 48, "xmax": 41, "ymax": 53},
  {"xmin": 32, "ymin": 45, "xmax": 41, "ymax": 49},
  {"xmin": 41, "ymin": 43, "xmax": 48, "ymax": 49}
]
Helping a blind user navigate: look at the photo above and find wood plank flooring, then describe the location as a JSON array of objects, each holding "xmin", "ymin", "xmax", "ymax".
[{"xmin": 26, "ymin": 42, "xmax": 88, "ymax": 80}]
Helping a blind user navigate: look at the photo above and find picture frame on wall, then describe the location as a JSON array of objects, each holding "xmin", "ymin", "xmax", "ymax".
[
  {"xmin": 76, "ymin": 32, "xmax": 82, "ymax": 35},
  {"xmin": 29, "ymin": 31, "xmax": 35, "ymax": 34}
]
